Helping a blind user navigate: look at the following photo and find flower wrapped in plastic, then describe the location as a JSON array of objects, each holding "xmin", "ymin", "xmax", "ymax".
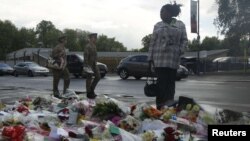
[
  {"xmin": 141, "ymin": 130, "xmax": 156, "ymax": 141},
  {"xmin": 19, "ymin": 96, "xmax": 33, "ymax": 108},
  {"xmin": 117, "ymin": 115, "xmax": 140, "ymax": 133},
  {"xmin": 92, "ymin": 101, "xmax": 124, "ymax": 121},
  {"xmin": 32, "ymin": 96, "xmax": 52, "ymax": 110},
  {"xmin": 162, "ymin": 127, "xmax": 183, "ymax": 141},
  {"xmin": 2, "ymin": 125, "xmax": 26, "ymax": 141},
  {"xmin": 57, "ymin": 108, "xmax": 69, "ymax": 122},
  {"xmin": 143, "ymin": 106, "xmax": 163, "ymax": 119}
]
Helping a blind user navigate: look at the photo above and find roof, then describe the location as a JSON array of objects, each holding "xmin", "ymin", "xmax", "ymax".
[{"xmin": 181, "ymin": 49, "xmax": 229, "ymax": 58}]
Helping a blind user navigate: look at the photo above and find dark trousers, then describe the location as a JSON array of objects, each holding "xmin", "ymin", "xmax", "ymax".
[
  {"xmin": 155, "ymin": 67, "xmax": 177, "ymax": 107},
  {"xmin": 53, "ymin": 68, "xmax": 70, "ymax": 94},
  {"xmin": 86, "ymin": 66, "xmax": 100, "ymax": 93}
]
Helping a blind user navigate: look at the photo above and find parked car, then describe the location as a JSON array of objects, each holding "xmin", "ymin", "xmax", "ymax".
[
  {"xmin": 13, "ymin": 62, "xmax": 49, "ymax": 77},
  {"xmin": 212, "ymin": 57, "xmax": 243, "ymax": 71},
  {"xmin": 116, "ymin": 54, "xmax": 188, "ymax": 80},
  {"xmin": 0, "ymin": 63, "xmax": 14, "ymax": 76},
  {"xmin": 67, "ymin": 54, "xmax": 108, "ymax": 78}
]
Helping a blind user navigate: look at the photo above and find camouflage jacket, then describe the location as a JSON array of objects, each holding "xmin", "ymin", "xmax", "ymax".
[
  {"xmin": 52, "ymin": 44, "xmax": 67, "ymax": 67},
  {"xmin": 84, "ymin": 43, "xmax": 97, "ymax": 68}
]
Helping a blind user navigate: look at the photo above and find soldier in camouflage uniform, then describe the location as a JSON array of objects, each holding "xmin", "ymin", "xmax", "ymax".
[
  {"xmin": 84, "ymin": 33, "xmax": 100, "ymax": 99},
  {"xmin": 51, "ymin": 35, "xmax": 70, "ymax": 98}
]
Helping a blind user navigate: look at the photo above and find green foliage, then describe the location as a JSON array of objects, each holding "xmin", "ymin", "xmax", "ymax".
[
  {"xmin": 0, "ymin": 20, "xmax": 18, "ymax": 59},
  {"xmin": 0, "ymin": 19, "xmax": 127, "ymax": 60},
  {"xmin": 140, "ymin": 34, "xmax": 152, "ymax": 52},
  {"xmin": 13, "ymin": 28, "xmax": 37, "ymax": 50},
  {"xmin": 201, "ymin": 37, "xmax": 221, "ymax": 51},
  {"xmin": 215, "ymin": 0, "xmax": 250, "ymax": 38},
  {"xmin": 92, "ymin": 102, "xmax": 123, "ymax": 120},
  {"xmin": 36, "ymin": 20, "xmax": 62, "ymax": 48},
  {"xmin": 214, "ymin": 0, "xmax": 250, "ymax": 55},
  {"xmin": 64, "ymin": 29, "xmax": 79, "ymax": 51},
  {"xmin": 96, "ymin": 35, "xmax": 127, "ymax": 52},
  {"xmin": 76, "ymin": 30, "xmax": 89, "ymax": 51},
  {"xmin": 188, "ymin": 38, "xmax": 199, "ymax": 51}
]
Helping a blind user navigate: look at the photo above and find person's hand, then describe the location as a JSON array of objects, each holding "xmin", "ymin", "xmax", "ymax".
[{"xmin": 148, "ymin": 60, "xmax": 154, "ymax": 73}]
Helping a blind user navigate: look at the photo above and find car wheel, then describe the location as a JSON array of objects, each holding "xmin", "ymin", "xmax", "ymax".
[
  {"xmin": 13, "ymin": 71, "xmax": 18, "ymax": 77},
  {"xmin": 28, "ymin": 70, "xmax": 34, "ymax": 77},
  {"xmin": 119, "ymin": 69, "xmax": 129, "ymax": 80},
  {"xmin": 134, "ymin": 76, "xmax": 141, "ymax": 80},
  {"xmin": 176, "ymin": 77, "xmax": 181, "ymax": 81}
]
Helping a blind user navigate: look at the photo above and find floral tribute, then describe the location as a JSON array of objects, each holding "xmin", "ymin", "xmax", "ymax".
[{"xmin": 0, "ymin": 94, "xmax": 249, "ymax": 141}]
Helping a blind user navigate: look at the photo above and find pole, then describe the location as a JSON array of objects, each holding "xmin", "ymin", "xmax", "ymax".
[{"xmin": 196, "ymin": 0, "xmax": 200, "ymax": 75}]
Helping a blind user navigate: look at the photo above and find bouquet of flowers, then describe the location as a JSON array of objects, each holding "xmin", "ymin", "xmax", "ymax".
[
  {"xmin": 92, "ymin": 101, "xmax": 124, "ymax": 121},
  {"xmin": 141, "ymin": 130, "xmax": 157, "ymax": 141},
  {"xmin": 117, "ymin": 115, "xmax": 140, "ymax": 133},
  {"xmin": 162, "ymin": 127, "xmax": 183, "ymax": 141},
  {"xmin": 143, "ymin": 106, "xmax": 163, "ymax": 119}
]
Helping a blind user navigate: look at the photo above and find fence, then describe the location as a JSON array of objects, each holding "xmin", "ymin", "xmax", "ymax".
[{"xmin": 181, "ymin": 58, "xmax": 250, "ymax": 74}]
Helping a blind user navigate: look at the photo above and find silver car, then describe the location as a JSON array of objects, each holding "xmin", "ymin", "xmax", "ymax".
[
  {"xmin": 13, "ymin": 62, "xmax": 49, "ymax": 77},
  {"xmin": 0, "ymin": 63, "xmax": 14, "ymax": 76}
]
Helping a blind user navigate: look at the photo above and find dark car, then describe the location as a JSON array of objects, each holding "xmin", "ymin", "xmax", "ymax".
[
  {"xmin": 13, "ymin": 62, "xmax": 49, "ymax": 77},
  {"xmin": 116, "ymin": 54, "xmax": 188, "ymax": 80},
  {"xmin": 67, "ymin": 54, "xmax": 108, "ymax": 78},
  {"xmin": 0, "ymin": 63, "xmax": 14, "ymax": 76}
]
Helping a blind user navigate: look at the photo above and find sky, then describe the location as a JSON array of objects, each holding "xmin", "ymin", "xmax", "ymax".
[{"xmin": 0, "ymin": 0, "xmax": 220, "ymax": 50}]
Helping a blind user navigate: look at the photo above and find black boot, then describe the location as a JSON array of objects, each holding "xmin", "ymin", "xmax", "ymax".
[
  {"xmin": 90, "ymin": 87, "xmax": 97, "ymax": 97},
  {"xmin": 87, "ymin": 92, "xmax": 97, "ymax": 99},
  {"xmin": 53, "ymin": 91, "xmax": 62, "ymax": 99}
]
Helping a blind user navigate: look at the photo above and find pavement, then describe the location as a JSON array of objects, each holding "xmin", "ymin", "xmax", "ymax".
[
  {"xmin": 188, "ymin": 73, "xmax": 250, "ymax": 82},
  {"xmin": 1, "ymin": 72, "xmax": 250, "ymax": 106}
]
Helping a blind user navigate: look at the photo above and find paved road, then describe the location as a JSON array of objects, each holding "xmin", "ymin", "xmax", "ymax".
[{"xmin": 1, "ymin": 74, "xmax": 250, "ymax": 112}]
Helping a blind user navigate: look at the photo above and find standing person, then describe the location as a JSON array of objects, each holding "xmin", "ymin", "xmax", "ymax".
[
  {"xmin": 84, "ymin": 33, "xmax": 100, "ymax": 99},
  {"xmin": 51, "ymin": 35, "xmax": 70, "ymax": 98},
  {"xmin": 148, "ymin": 3, "xmax": 188, "ymax": 110}
]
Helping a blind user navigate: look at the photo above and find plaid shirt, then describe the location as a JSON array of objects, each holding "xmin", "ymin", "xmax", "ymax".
[{"xmin": 148, "ymin": 19, "xmax": 188, "ymax": 69}]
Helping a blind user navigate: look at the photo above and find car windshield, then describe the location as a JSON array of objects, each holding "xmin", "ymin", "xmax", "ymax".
[
  {"xmin": 76, "ymin": 54, "xmax": 84, "ymax": 61},
  {"xmin": 27, "ymin": 63, "xmax": 39, "ymax": 67},
  {"xmin": 0, "ymin": 64, "xmax": 9, "ymax": 68}
]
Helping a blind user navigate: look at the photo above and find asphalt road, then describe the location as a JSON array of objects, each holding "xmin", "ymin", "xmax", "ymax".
[{"xmin": 1, "ymin": 74, "xmax": 250, "ymax": 112}]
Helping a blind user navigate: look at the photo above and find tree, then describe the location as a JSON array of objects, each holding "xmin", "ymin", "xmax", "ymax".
[
  {"xmin": 64, "ymin": 29, "xmax": 78, "ymax": 51},
  {"xmin": 36, "ymin": 20, "xmax": 61, "ymax": 48},
  {"xmin": 201, "ymin": 37, "xmax": 221, "ymax": 50},
  {"xmin": 188, "ymin": 38, "xmax": 199, "ymax": 51},
  {"xmin": 221, "ymin": 37, "xmax": 243, "ymax": 56},
  {"xmin": 140, "ymin": 34, "xmax": 152, "ymax": 52},
  {"xmin": 76, "ymin": 29, "xmax": 89, "ymax": 51},
  {"xmin": 96, "ymin": 35, "xmax": 127, "ymax": 52},
  {"xmin": 0, "ymin": 20, "xmax": 18, "ymax": 60},
  {"xmin": 12, "ymin": 28, "xmax": 37, "ymax": 50},
  {"xmin": 215, "ymin": 0, "xmax": 250, "ymax": 50}
]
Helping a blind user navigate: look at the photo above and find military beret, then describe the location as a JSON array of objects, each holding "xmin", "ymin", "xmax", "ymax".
[{"xmin": 88, "ymin": 33, "xmax": 98, "ymax": 38}]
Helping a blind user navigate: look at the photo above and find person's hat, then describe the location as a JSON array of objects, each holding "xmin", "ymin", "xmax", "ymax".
[{"xmin": 88, "ymin": 33, "xmax": 98, "ymax": 38}]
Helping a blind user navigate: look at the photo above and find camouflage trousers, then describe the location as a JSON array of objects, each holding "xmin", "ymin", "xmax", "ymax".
[
  {"xmin": 52, "ymin": 68, "xmax": 70, "ymax": 95},
  {"xmin": 86, "ymin": 66, "xmax": 100, "ymax": 93}
]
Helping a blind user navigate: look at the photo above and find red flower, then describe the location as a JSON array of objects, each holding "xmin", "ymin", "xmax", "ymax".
[
  {"xmin": 85, "ymin": 126, "xmax": 93, "ymax": 138},
  {"xmin": 164, "ymin": 127, "xmax": 175, "ymax": 134}
]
